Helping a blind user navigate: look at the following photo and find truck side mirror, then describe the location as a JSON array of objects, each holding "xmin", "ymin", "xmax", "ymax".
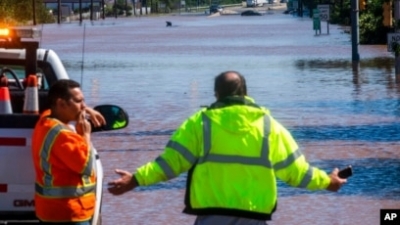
[{"xmin": 91, "ymin": 105, "xmax": 129, "ymax": 132}]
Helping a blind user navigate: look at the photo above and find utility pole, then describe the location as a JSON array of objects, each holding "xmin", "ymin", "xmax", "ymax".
[
  {"xmin": 395, "ymin": 0, "xmax": 400, "ymax": 82},
  {"xmin": 351, "ymin": 0, "xmax": 360, "ymax": 62},
  {"xmin": 57, "ymin": 0, "xmax": 61, "ymax": 24},
  {"xmin": 132, "ymin": 0, "xmax": 137, "ymax": 16},
  {"xmin": 32, "ymin": 0, "xmax": 37, "ymax": 25},
  {"xmin": 102, "ymin": 0, "xmax": 106, "ymax": 19},
  {"xmin": 298, "ymin": 0, "xmax": 303, "ymax": 17},
  {"xmin": 114, "ymin": 0, "xmax": 118, "ymax": 18},
  {"xmin": 90, "ymin": 0, "xmax": 94, "ymax": 21},
  {"xmin": 79, "ymin": 0, "xmax": 83, "ymax": 24}
]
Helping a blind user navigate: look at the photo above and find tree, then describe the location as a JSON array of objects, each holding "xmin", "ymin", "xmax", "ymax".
[
  {"xmin": 330, "ymin": 0, "xmax": 351, "ymax": 25},
  {"xmin": 359, "ymin": 0, "xmax": 392, "ymax": 44},
  {"xmin": 326, "ymin": 0, "xmax": 392, "ymax": 44},
  {"xmin": 0, "ymin": 0, "xmax": 54, "ymax": 26}
]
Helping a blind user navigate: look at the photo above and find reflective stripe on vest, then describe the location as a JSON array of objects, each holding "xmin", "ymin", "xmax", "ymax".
[
  {"xmin": 82, "ymin": 144, "xmax": 94, "ymax": 185},
  {"xmin": 197, "ymin": 113, "xmax": 272, "ymax": 168},
  {"xmin": 161, "ymin": 112, "xmax": 313, "ymax": 188},
  {"xmin": 198, "ymin": 112, "xmax": 313, "ymax": 188},
  {"xmin": 159, "ymin": 140, "xmax": 198, "ymax": 179},
  {"xmin": 273, "ymin": 147, "xmax": 314, "ymax": 188},
  {"xmin": 35, "ymin": 183, "xmax": 95, "ymax": 197},
  {"xmin": 155, "ymin": 156, "xmax": 176, "ymax": 179},
  {"xmin": 298, "ymin": 166, "xmax": 313, "ymax": 188},
  {"xmin": 37, "ymin": 123, "xmax": 95, "ymax": 197}
]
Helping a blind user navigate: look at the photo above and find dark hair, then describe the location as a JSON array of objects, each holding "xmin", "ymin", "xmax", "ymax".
[
  {"xmin": 48, "ymin": 79, "xmax": 81, "ymax": 107},
  {"xmin": 214, "ymin": 71, "xmax": 247, "ymax": 99}
]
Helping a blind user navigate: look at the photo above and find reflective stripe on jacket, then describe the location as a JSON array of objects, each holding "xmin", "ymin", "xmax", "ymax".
[
  {"xmin": 135, "ymin": 96, "xmax": 331, "ymax": 220},
  {"xmin": 32, "ymin": 110, "xmax": 96, "ymax": 222}
]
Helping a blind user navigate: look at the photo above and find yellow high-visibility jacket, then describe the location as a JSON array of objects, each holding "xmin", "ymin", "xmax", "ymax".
[{"xmin": 135, "ymin": 96, "xmax": 330, "ymax": 220}]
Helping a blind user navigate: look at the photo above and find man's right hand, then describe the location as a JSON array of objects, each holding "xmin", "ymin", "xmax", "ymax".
[
  {"xmin": 326, "ymin": 168, "xmax": 347, "ymax": 192},
  {"xmin": 76, "ymin": 111, "xmax": 91, "ymax": 136}
]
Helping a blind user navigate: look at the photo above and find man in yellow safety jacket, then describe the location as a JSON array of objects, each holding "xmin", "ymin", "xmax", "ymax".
[{"xmin": 107, "ymin": 71, "xmax": 347, "ymax": 225}]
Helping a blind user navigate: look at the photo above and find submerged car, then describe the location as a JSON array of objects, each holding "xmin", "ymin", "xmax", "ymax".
[
  {"xmin": 241, "ymin": 10, "xmax": 262, "ymax": 16},
  {"xmin": 210, "ymin": 5, "xmax": 223, "ymax": 14}
]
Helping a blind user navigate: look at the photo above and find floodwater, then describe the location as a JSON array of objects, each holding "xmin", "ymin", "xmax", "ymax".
[{"xmin": 40, "ymin": 8, "xmax": 400, "ymax": 225}]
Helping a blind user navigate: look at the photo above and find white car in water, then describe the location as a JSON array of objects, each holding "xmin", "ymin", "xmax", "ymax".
[
  {"xmin": 209, "ymin": 5, "xmax": 223, "ymax": 14},
  {"xmin": 246, "ymin": 0, "xmax": 267, "ymax": 7}
]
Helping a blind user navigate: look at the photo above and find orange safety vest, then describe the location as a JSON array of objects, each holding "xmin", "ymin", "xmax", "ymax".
[{"xmin": 31, "ymin": 110, "xmax": 96, "ymax": 222}]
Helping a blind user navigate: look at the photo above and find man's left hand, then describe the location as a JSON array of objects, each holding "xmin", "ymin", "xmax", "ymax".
[
  {"xmin": 108, "ymin": 169, "xmax": 138, "ymax": 195},
  {"xmin": 85, "ymin": 107, "xmax": 106, "ymax": 127}
]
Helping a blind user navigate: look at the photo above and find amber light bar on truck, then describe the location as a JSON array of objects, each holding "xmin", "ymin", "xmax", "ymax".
[
  {"xmin": 0, "ymin": 27, "xmax": 41, "ymax": 48},
  {"xmin": 0, "ymin": 28, "xmax": 10, "ymax": 36},
  {"xmin": 0, "ymin": 27, "xmax": 41, "ymax": 41}
]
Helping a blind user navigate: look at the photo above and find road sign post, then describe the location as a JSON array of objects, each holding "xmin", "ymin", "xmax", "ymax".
[
  {"xmin": 388, "ymin": 30, "xmax": 400, "ymax": 82},
  {"xmin": 317, "ymin": 4, "xmax": 330, "ymax": 35},
  {"xmin": 395, "ymin": 0, "xmax": 400, "ymax": 83}
]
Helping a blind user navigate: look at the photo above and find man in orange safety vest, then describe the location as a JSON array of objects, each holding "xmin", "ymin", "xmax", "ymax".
[{"xmin": 32, "ymin": 79, "xmax": 105, "ymax": 224}]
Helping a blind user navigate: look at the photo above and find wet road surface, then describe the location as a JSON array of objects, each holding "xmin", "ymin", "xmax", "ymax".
[{"xmin": 40, "ymin": 9, "xmax": 400, "ymax": 225}]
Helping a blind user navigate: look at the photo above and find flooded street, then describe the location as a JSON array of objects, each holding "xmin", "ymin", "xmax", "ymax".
[{"xmin": 40, "ymin": 9, "xmax": 400, "ymax": 225}]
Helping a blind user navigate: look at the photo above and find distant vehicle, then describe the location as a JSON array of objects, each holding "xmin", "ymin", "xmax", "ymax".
[
  {"xmin": 246, "ymin": 0, "xmax": 267, "ymax": 7},
  {"xmin": 210, "ymin": 5, "xmax": 223, "ymax": 13},
  {"xmin": 241, "ymin": 10, "xmax": 262, "ymax": 16}
]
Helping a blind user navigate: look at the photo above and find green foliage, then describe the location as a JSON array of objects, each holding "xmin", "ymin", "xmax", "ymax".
[
  {"xmin": 108, "ymin": 0, "xmax": 134, "ymax": 16},
  {"xmin": 359, "ymin": 13, "xmax": 381, "ymax": 44},
  {"xmin": 330, "ymin": 0, "xmax": 351, "ymax": 25},
  {"xmin": 359, "ymin": 0, "xmax": 392, "ymax": 44},
  {"xmin": 328, "ymin": 0, "xmax": 392, "ymax": 44},
  {"xmin": 0, "ymin": 0, "xmax": 54, "ymax": 25},
  {"xmin": 391, "ymin": 42, "xmax": 400, "ymax": 57},
  {"xmin": 156, "ymin": 0, "xmax": 178, "ymax": 11}
]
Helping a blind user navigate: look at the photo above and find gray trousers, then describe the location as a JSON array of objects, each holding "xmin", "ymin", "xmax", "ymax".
[{"xmin": 194, "ymin": 215, "xmax": 267, "ymax": 225}]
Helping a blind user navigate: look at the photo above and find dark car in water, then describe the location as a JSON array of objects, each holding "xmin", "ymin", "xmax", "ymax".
[
  {"xmin": 241, "ymin": 10, "xmax": 262, "ymax": 16},
  {"xmin": 210, "ymin": 5, "xmax": 223, "ymax": 14}
]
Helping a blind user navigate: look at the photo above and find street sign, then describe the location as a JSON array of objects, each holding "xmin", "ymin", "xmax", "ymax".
[
  {"xmin": 387, "ymin": 33, "xmax": 400, "ymax": 52},
  {"xmin": 317, "ymin": 4, "xmax": 330, "ymax": 21}
]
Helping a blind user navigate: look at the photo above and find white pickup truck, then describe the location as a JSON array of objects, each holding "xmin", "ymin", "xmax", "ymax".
[{"xmin": 0, "ymin": 27, "xmax": 128, "ymax": 224}]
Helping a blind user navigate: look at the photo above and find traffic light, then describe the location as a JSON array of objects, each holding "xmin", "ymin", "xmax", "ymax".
[
  {"xmin": 383, "ymin": 2, "xmax": 392, "ymax": 27},
  {"xmin": 359, "ymin": 0, "xmax": 366, "ymax": 11}
]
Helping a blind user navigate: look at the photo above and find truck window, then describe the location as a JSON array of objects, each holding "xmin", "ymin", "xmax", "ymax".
[
  {"xmin": 1, "ymin": 61, "xmax": 52, "ymax": 90},
  {"xmin": 1, "ymin": 61, "xmax": 52, "ymax": 114}
]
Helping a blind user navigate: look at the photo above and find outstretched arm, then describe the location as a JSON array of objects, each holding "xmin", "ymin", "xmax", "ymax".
[{"xmin": 108, "ymin": 169, "xmax": 138, "ymax": 195}]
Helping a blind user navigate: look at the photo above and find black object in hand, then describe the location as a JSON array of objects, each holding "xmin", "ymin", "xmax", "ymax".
[{"xmin": 338, "ymin": 165, "xmax": 353, "ymax": 178}]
